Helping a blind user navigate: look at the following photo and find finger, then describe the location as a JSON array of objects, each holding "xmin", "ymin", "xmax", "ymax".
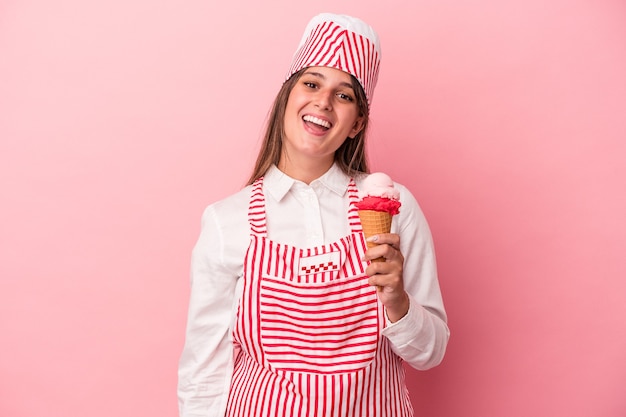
[
  {"xmin": 368, "ymin": 271, "xmax": 406, "ymax": 298},
  {"xmin": 367, "ymin": 233, "xmax": 400, "ymax": 250},
  {"xmin": 364, "ymin": 245, "xmax": 402, "ymax": 265},
  {"xmin": 367, "ymin": 274, "xmax": 384, "ymax": 291},
  {"xmin": 363, "ymin": 245, "xmax": 387, "ymax": 262},
  {"xmin": 368, "ymin": 272, "xmax": 403, "ymax": 295}
]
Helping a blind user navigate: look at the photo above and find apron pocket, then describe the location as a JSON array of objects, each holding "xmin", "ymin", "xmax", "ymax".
[{"xmin": 259, "ymin": 274, "xmax": 379, "ymax": 374}]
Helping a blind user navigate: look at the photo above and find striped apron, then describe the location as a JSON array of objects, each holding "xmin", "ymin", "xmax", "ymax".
[{"xmin": 225, "ymin": 178, "xmax": 413, "ymax": 417}]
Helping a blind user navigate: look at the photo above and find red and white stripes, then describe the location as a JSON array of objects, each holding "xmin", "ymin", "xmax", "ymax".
[
  {"xmin": 226, "ymin": 178, "xmax": 412, "ymax": 417},
  {"xmin": 286, "ymin": 14, "xmax": 381, "ymax": 105}
]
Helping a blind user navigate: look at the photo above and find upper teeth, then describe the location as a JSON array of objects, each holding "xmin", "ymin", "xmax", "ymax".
[{"xmin": 303, "ymin": 115, "xmax": 331, "ymax": 129}]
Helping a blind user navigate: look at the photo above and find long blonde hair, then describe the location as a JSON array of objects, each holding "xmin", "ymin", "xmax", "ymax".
[{"xmin": 247, "ymin": 69, "xmax": 371, "ymax": 185}]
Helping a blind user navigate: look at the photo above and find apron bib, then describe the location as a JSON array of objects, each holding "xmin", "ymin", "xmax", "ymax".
[{"xmin": 226, "ymin": 178, "xmax": 413, "ymax": 417}]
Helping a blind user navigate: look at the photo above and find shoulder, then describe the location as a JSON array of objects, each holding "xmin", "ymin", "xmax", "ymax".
[
  {"xmin": 197, "ymin": 186, "xmax": 252, "ymax": 238},
  {"xmin": 394, "ymin": 181, "xmax": 420, "ymax": 210},
  {"xmin": 207, "ymin": 185, "xmax": 253, "ymax": 215},
  {"xmin": 393, "ymin": 182, "xmax": 426, "ymax": 222},
  {"xmin": 201, "ymin": 185, "xmax": 253, "ymax": 229},
  {"xmin": 392, "ymin": 181, "xmax": 434, "ymax": 241},
  {"xmin": 194, "ymin": 185, "xmax": 253, "ymax": 270}
]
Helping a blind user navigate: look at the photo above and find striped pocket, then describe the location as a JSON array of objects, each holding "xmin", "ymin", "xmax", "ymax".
[{"xmin": 259, "ymin": 274, "xmax": 380, "ymax": 374}]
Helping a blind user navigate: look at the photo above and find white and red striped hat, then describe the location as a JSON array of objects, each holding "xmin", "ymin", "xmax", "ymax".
[{"xmin": 286, "ymin": 13, "xmax": 381, "ymax": 105}]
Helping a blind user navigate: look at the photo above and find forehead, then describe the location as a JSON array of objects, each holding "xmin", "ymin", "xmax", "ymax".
[{"xmin": 302, "ymin": 66, "xmax": 354, "ymax": 86}]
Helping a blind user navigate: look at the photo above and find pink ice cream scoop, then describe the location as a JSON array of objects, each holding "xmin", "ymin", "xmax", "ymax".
[{"xmin": 355, "ymin": 172, "xmax": 401, "ymax": 215}]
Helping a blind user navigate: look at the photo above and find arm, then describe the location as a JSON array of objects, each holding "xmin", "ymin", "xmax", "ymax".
[
  {"xmin": 364, "ymin": 184, "xmax": 450, "ymax": 370},
  {"xmin": 178, "ymin": 205, "xmax": 240, "ymax": 417}
]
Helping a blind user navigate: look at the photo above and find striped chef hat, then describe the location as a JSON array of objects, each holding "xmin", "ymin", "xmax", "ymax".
[{"xmin": 286, "ymin": 13, "xmax": 382, "ymax": 105}]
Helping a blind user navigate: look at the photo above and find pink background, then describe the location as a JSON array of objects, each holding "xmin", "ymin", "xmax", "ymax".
[{"xmin": 1, "ymin": 0, "xmax": 625, "ymax": 416}]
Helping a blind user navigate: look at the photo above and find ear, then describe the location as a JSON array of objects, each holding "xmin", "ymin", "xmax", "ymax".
[{"xmin": 349, "ymin": 115, "xmax": 365, "ymax": 138}]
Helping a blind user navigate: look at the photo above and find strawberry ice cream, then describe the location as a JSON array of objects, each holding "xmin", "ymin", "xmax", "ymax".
[{"xmin": 356, "ymin": 172, "xmax": 401, "ymax": 262}]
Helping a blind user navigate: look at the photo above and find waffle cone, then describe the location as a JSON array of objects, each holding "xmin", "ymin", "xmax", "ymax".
[{"xmin": 358, "ymin": 210, "xmax": 393, "ymax": 262}]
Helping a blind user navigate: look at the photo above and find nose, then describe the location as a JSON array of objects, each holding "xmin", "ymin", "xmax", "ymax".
[{"xmin": 314, "ymin": 90, "xmax": 333, "ymax": 110}]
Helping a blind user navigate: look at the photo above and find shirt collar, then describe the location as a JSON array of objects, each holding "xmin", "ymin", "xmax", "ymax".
[{"xmin": 264, "ymin": 163, "xmax": 352, "ymax": 202}]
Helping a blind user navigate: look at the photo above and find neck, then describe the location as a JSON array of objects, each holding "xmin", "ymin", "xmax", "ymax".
[{"xmin": 278, "ymin": 155, "xmax": 334, "ymax": 185}]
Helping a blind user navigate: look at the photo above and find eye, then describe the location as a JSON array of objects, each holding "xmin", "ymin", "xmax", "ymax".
[
  {"xmin": 303, "ymin": 81, "xmax": 317, "ymax": 89},
  {"xmin": 337, "ymin": 92, "xmax": 354, "ymax": 102}
]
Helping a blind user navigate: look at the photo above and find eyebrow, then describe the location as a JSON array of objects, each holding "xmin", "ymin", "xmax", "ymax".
[{"xmin": 304, "ymin": 71, "xmax": 354, "ymax": 90}]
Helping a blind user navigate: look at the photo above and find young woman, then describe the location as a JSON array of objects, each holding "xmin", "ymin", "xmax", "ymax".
[{"xmin": 178, "ymin": 13, "xmax": 449, "ymax": 417}]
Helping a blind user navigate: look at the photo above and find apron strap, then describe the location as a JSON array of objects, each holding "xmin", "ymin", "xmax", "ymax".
[
  {"xmin": 248, "ymin": 177, "xmax": 267, "ymax": 237},
  {"xmin": 347, "ymin": 178, "xmax": 364, "ymax": 234}
]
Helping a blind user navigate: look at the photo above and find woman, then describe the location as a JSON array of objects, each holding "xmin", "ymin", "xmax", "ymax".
[{"xmin": 178, "ymin": 13, "xmax": 449, "ymax": 417}]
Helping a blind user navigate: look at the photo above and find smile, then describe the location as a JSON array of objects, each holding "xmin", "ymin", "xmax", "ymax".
[{"xmin": 303, "ymin": 115, "xmax": 331, "ymax": 129}]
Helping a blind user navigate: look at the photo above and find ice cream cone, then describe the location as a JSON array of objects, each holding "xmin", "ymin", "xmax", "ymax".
[{"xmin": 358, "ymin": 209, "xmax": 392, "ymax": 262}]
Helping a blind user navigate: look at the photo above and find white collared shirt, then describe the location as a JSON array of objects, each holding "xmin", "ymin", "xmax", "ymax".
[{"xmin": 178, "ymin": 164, "xmax": 450, "ymax": 417}]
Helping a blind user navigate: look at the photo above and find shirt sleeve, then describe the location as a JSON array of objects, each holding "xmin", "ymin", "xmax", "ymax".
[
  {"xmin": 380, "ymin": 184, "xmax": 450, "ymax": 370},
  {"xmin": 177, "ymin": 204, "xmax": 240, "ymax": 417}
]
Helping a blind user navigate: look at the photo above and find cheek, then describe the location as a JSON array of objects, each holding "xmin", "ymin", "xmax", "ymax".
[
  {"xmin": 284, "ymin": 95, "xmax": 305, "ymax": 121},
  {"xmin": 342, "ymin": 109, "xmax": 361, "ymax": 129}
]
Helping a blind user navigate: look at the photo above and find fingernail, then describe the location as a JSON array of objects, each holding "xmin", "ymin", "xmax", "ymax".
[{"xmin": 367, "ymin": 235, "xmax": 378, "ymax": 242}]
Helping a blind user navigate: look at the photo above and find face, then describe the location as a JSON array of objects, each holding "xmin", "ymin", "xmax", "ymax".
[{"xmin": 280, "ymin": 66, "xmax": 364, "ymax": 175}]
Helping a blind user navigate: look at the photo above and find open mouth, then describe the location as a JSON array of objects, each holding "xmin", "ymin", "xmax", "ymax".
[{"xmin": 303, "ymin": 115, "xmax": 331, "ymax": 130}]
